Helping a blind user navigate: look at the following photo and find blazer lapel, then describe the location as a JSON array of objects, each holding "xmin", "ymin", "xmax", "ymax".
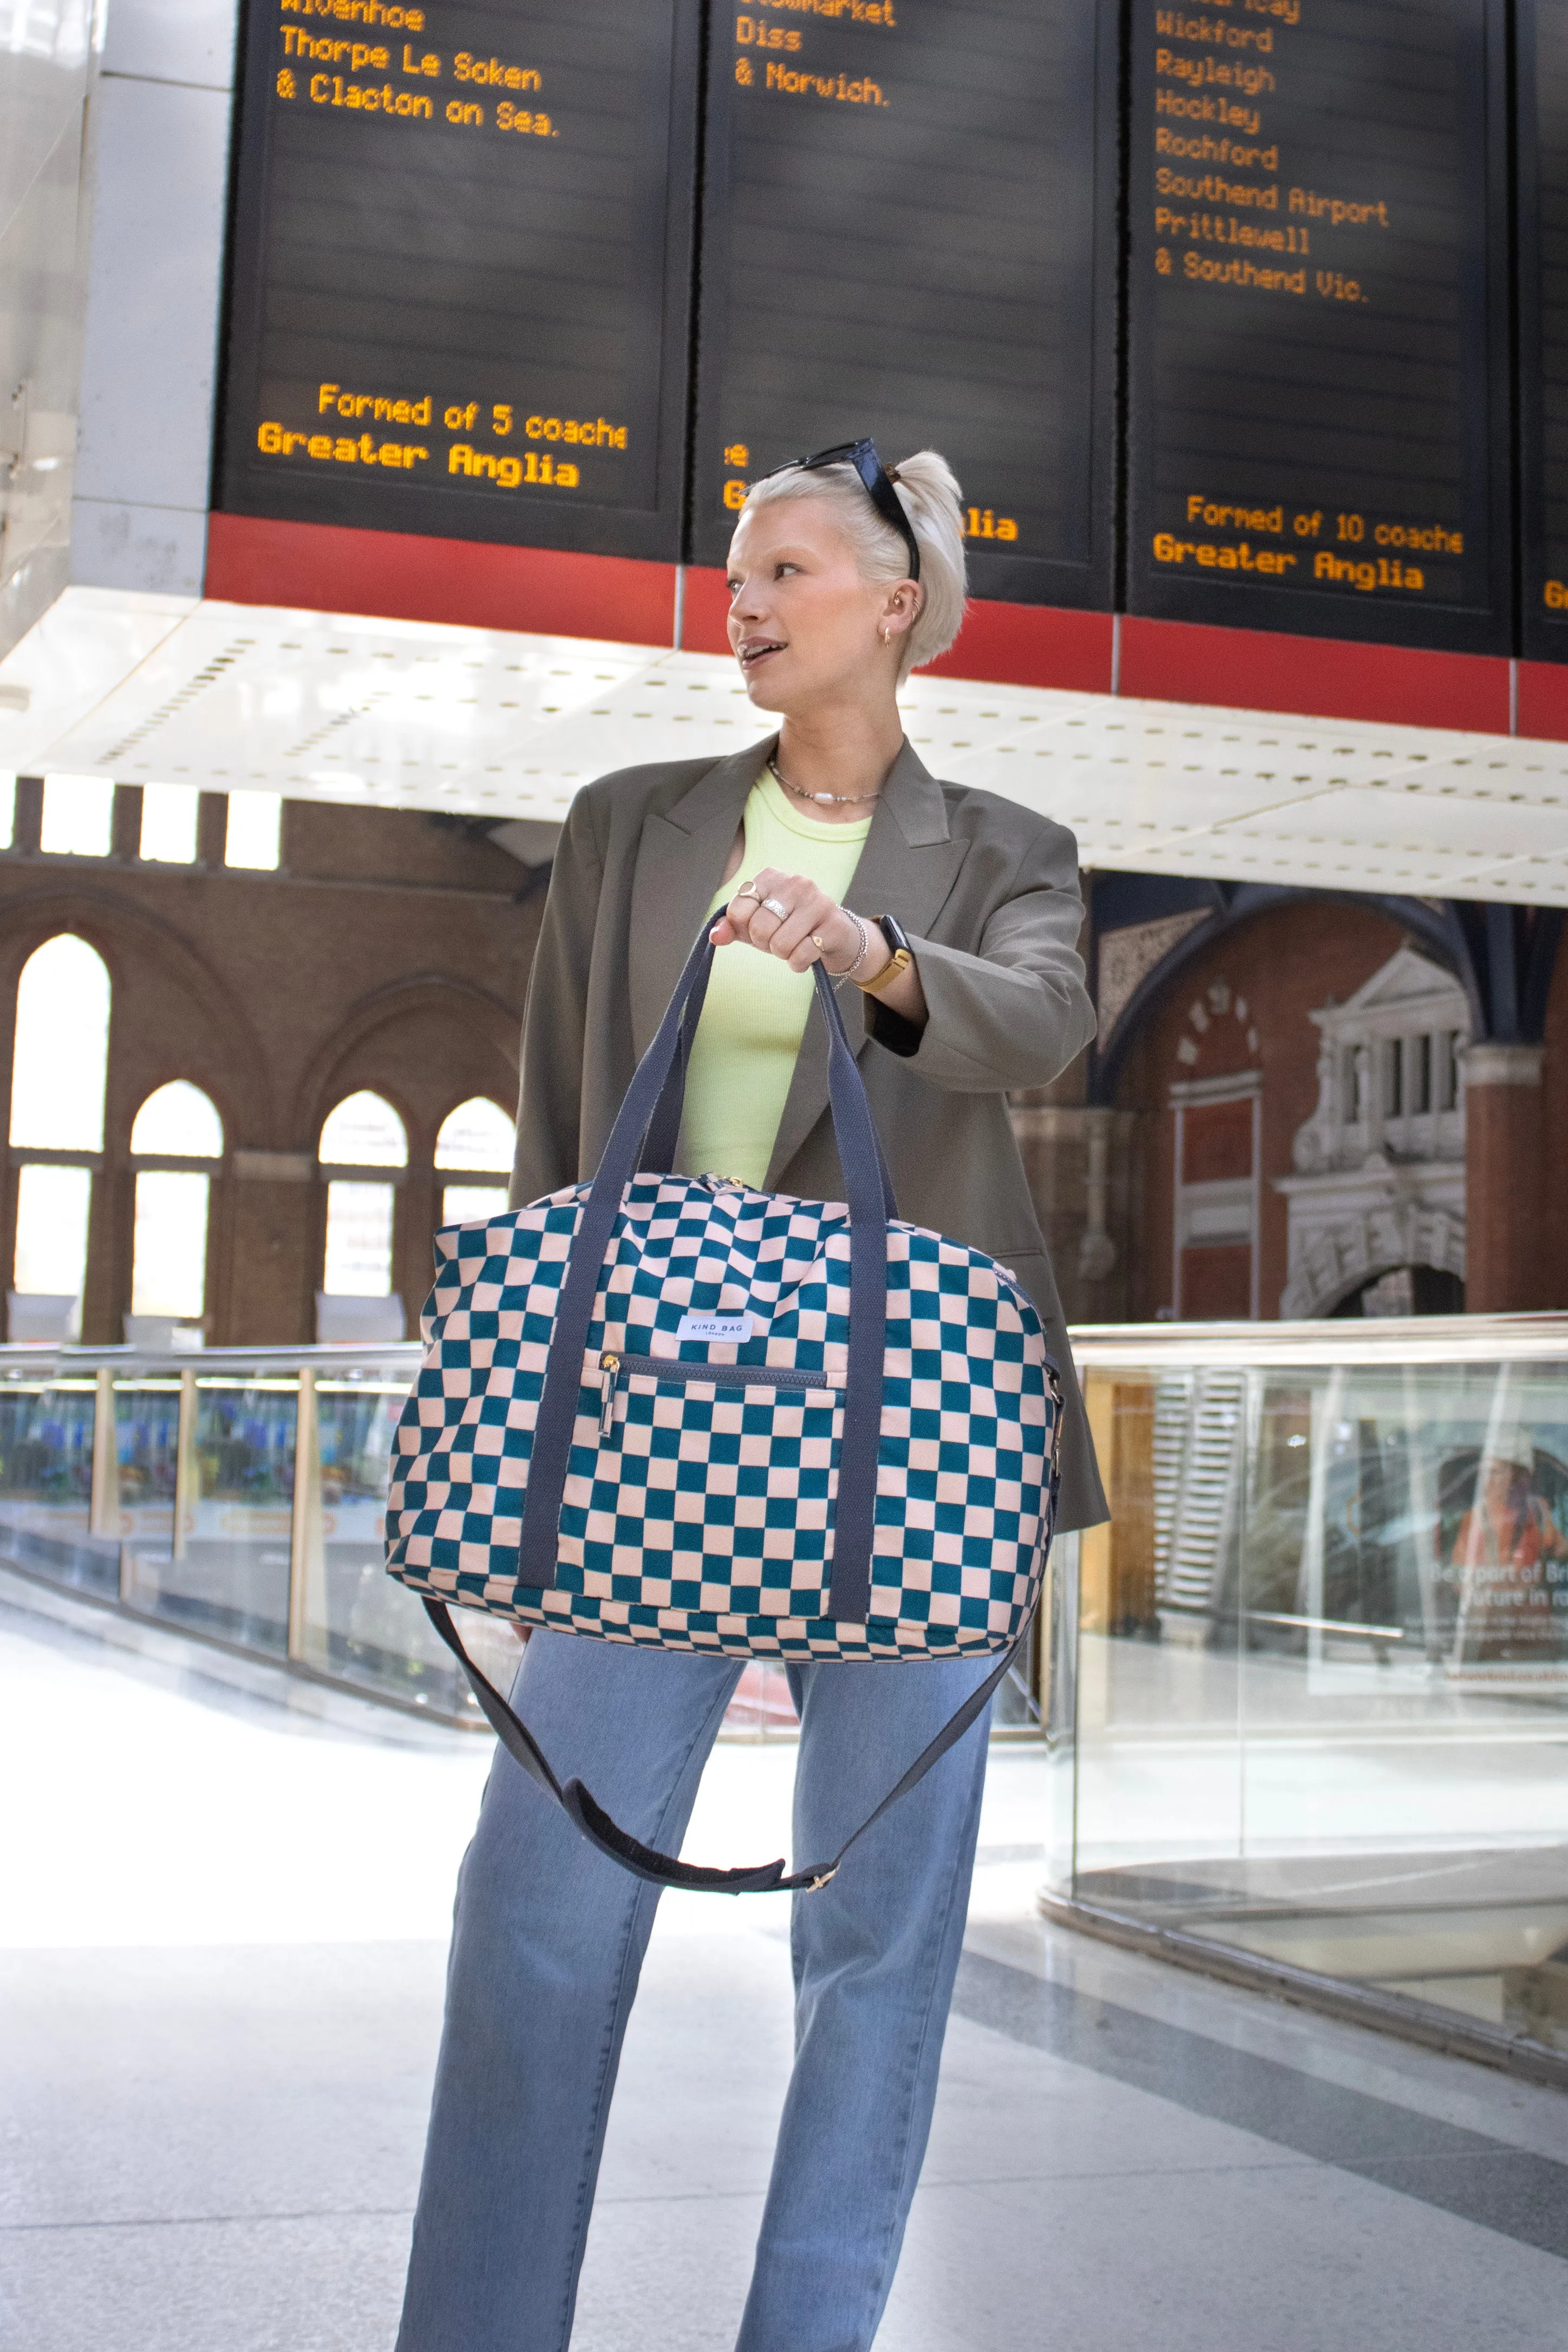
[
  {"xmin": 765, "ymin": 740, "xmax": 970, "ymax": 1188},
  {"xmin": 627, "ymin": 736, "xmax": 776, "ymax": 1054}
]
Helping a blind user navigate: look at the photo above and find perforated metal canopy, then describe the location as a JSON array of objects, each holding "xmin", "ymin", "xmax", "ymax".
[{"xmin": 3, "ymin": 585, "xmax": 1567, "ymax": 905}]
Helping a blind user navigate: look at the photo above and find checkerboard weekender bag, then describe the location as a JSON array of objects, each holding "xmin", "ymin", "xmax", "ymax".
[{"xmin": 385, "ymin": 924, "xmax": 1062, "ymax": 1895}]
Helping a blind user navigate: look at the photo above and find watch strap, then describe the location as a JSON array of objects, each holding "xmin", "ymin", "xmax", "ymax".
[{"xmin": 856, "ymin": 913, "xmax": 914, "ymax": 996}]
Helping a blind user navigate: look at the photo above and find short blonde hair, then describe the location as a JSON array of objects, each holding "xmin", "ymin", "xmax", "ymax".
[{"xmin": 738, "ymin": 448, "xmax": 967, "ymax": 682}]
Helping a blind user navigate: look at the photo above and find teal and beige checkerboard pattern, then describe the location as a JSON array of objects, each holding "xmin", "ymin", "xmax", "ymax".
[{"xmin": 386, "ymin": 1173, "xmax": 1060, "ymax": 1661}]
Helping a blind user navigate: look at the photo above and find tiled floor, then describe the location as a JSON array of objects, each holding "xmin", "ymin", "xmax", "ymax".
[{"xmin": 3, "ymin": 1590, "xmax": 1566, "ymax": 2352}]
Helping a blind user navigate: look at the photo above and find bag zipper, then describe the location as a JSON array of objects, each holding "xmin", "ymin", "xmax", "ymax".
[{"xmin": 597, "ymin": 1350, "xmax": 834, "ymax": 1435}]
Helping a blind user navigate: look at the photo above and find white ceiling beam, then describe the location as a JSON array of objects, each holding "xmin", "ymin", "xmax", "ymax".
[{"xmin": 3, "ymin": 587, "xmax": 1568, "ymax": 905}]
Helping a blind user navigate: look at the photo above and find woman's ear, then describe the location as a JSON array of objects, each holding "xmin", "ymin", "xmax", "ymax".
[{"xmin": 882, "ymin": 584, "xmax": 919, "ymax": 638}]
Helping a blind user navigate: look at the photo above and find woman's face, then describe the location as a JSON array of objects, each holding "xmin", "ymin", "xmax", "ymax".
[
  {"xmin": 725, "ymin": 496, "xmax": 913, "ymax": 713},
  {"xmin": 1482, "ymin": 1458, "xmax": 1529, "ymax": 1506}
]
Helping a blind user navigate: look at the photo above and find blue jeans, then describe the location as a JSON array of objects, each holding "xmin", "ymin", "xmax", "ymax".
[{"xmin": 395, "ymin": 1629, "xmax": 997, "ymax": 2352}]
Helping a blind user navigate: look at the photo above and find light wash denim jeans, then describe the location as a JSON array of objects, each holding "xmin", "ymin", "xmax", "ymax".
[{"xmin": 395, "ymin": 1627, "xmax": 998, "ymax": 2352}]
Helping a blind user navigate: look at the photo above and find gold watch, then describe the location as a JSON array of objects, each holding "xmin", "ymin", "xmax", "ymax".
[{"xmin": 856, "ymin": 913, "xmax": 913, "ymax": 996}]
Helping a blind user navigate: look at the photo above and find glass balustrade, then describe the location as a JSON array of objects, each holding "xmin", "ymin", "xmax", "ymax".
[
  {"xmin": 8, "ymin": 1321, "xmax": 1563, "ymax": 2066},
  {"xmin": 1043, "ymin": 1316, "xmax": 1568, "ymax": 2068},
  {"xmin": 0, "ymin": 1343, "xmax": 785, "ymax": 1735},
  {"xmin": 0, "ymin": 1366, "xmax": 104, "ymax": 1593},
  {"xmin": 112, "ymin": 1373, "xmax": 181, "ymax": 1596}
]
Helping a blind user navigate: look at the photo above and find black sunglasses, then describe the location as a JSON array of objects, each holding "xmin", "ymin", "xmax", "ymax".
[{"xmin": 752, "ymin": 436, "xmax": 920, "ymax": 582}]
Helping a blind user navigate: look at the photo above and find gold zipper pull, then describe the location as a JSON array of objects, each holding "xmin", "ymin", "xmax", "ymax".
[{"xmin": 599, "ymin": 1353, "xmax": 620, "ymax": 1435}]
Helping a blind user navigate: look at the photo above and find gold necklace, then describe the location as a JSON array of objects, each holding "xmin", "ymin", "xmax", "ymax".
[{"xmin": 768, "ymin": 759, "xmax": 879, "ymax": 808}]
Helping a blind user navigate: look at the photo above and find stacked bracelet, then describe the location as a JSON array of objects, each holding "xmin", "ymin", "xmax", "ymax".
[{"xmin": 828, "ymin": 910, "xmax": 871, "ymax": 981}]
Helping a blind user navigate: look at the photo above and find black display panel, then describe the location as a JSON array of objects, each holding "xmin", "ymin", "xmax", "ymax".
[
  {"xmin": 1126, "ymin": 0, "xmax": 1510, "ymax": 652},
  {"xmin": 217, "ymin": 0, "xmax": 699, "ymax": 558},
  {"xmin": 1520, "ymin": 0, "xmax": 1568, "ymax": 663},
  {"xmin": 689, "ymin": 0, "xmax": 1116, "ymax": 607}
]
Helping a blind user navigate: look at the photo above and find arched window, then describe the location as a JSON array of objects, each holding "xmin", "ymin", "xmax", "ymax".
[
  {"xmin": 130, "ymin": 1081, "xmax": 224, "ymax": 1159},
  {"xmin": 319, "ymin": 1091, "xmax": 406, "ymax": 1299},
  {"xmin": 9, "ymin": 936, "xmax": 110, "ymax": 1335},
  {"xmin": 435, "ymin": 1096, "xmax": 515, "ymax": 1226},
  {"xmin": 128, "ymin": 1083, "xmax": 224, "ymax": 1325},
  {"xmin": 11, "ymin": 935, "xmax": 110, "ymax": 1153},
  {"xmin": 320, "ymin": 1091, "xmax": 407, "ymax": 1170}
]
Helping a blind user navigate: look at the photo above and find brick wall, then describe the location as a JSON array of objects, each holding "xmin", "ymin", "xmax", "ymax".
[
  {"xmin": 14, "ymin": 801, "xmax": 1558, "ymax": 1339},
  {"xmin": 0, "ymin": 793, "xmax": 543, "ymax": 1342},
  {"xmin": 1112, "ymin": 900, "xmax": 1406, "ymax": 1318}
]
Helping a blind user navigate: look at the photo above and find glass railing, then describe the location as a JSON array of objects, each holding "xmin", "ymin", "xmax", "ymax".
[
  {"xmin": 0, "ymin": 1343, "xmax": 1041, "ymax": 1740},
  {"xmin": 1043, "ymin": 1315, "xmax": 1568, "ymax": 2070},
  {"xmin": 0, "ymin": 1347, "xmax": 524, "ymax": 1724},
  {"xmin": 10, "ymin": 1324, "xmax": 1562, "ymax": 2062}
]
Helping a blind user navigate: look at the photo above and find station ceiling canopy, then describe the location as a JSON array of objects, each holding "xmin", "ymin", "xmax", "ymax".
[{"xmin": 4, "ymin": 587, "xmax": 1568, "ymax": 906}]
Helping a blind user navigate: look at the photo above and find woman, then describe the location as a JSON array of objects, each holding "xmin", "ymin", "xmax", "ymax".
[
  {"xmin": 396, "ymin": 443, "xmax": 1106, "ymax": 2352},
  {"xmin": 1451, "ymin": 1428, "xmax": 1568, "ymax": 1660}
]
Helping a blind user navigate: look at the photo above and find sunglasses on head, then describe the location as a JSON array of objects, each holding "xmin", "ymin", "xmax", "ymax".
[{"xmin": 751, "ymin": 436, "xmax": 920, "ymax": 582}]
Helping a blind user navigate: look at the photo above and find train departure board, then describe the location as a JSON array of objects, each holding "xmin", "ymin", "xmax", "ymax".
[
  {"xmin": 1126, "ymin": 0, "xmax": 1510, "ymax": 652},
  {"xmin": 689, "ymin": 0, "xmax": 1116, "ymax": 607},
  {"xmin": 1520, "ymin": 0, "xmax": 1568, "ymax": 663},
  {"xmin": 217, "ymin": 0, "xmax": 699, "ymax": 558}
]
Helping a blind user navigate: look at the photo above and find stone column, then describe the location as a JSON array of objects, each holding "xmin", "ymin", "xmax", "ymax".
[
  {"xmin": 1463, "ymin": 1043, "xmax": 1547, "ymax": 1312},
  {"xmin": 220, "ymin": 1151, "xmax": 318, "ymax": 1342},
  {"xmin": 12, "ymin": 776, "xmax": 42, "ymax": 852},
  {"xmin": 110, "ymin": 786, "xmax": 143, "ymax": 861},
  {"xmin": 196, "ymin": 792, "xmax": 230, "ymax": 868},
  {"xmin": 1008, "ymin": 1094, "xmax": 1139, "ymax": 1323},
  {"xmin": 397, "ymin": 1164, "xmax": 439, "ymax": 1339}
]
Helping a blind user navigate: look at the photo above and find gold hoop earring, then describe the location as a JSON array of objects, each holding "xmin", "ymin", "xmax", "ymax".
[{"xmin": 881, "ymin": 628, "xmax": 891, "ymax": 645}]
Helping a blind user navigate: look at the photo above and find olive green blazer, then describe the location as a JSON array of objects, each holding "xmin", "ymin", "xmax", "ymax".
[{"xmin": 509, "ymin": 735, "xmax": 1108, "ymax": 1531}]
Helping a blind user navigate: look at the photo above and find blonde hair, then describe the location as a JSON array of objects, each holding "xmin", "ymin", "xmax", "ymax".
[{"xmin": 739, "ymin": 448, "xmax": 967, "ymax": 682}]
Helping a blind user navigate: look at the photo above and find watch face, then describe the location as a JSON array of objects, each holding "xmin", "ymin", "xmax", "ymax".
[{"xmin": 878, "ymin": 914, "xmax": 912, "ymax": 956}]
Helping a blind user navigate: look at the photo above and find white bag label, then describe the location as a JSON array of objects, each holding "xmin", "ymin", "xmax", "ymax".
[{"xmin": 676, "ymin": 1313, "xmax": 754, "ymax": 1342}]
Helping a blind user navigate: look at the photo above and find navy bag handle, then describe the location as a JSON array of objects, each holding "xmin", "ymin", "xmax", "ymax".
[
  {"xmin": 638, "ymin": 940, "xmax": 899, "ymax": 1216},
  {"xmin": 416, "ymin": 922, "xmax": 1046, "ymax": 1894}
]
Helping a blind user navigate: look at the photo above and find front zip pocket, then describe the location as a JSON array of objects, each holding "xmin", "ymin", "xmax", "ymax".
[{"xmin": 596, "ymin": 1350, "xmax": 835, "ymax": 1438}]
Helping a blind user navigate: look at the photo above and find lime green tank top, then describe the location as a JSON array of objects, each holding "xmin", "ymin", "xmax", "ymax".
[{"xmin": 680, "ymin": 770, "xmax": 871, "ymax": 1191}]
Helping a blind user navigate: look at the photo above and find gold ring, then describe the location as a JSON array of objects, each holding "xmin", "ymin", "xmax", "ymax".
[
  {"xmin": 811, "ymin": 933, "xmax": 826, "ymax": 949},
  {"xmin": 733, "ymin": 887, "xmax": 760, "ymax": 903}
]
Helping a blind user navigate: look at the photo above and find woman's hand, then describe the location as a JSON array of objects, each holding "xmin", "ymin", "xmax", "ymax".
[{"xmin": 711, "ymin": 868, "xmax": 877, "ymax": 978}]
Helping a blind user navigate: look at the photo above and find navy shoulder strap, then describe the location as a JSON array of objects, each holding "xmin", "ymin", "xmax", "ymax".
[{"xmin": 421, "ymin": 1596, "xmax": 1026, "ymax": 1896}]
